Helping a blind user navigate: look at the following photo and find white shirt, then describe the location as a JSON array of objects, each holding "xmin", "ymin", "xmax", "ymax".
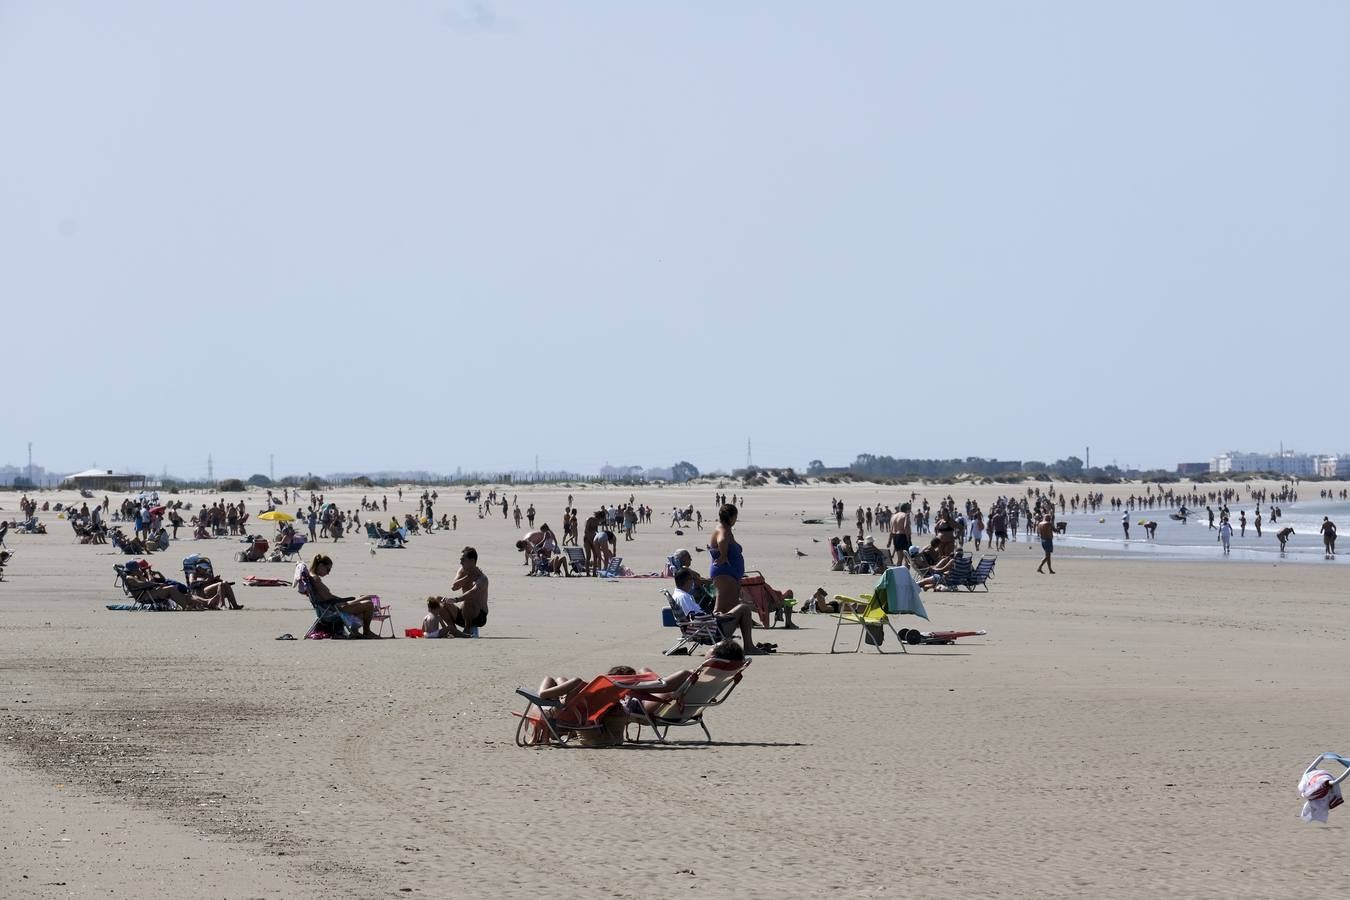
[{"xmin": 672, "ymin": 588, "xmax": 703, "ymax": 617}]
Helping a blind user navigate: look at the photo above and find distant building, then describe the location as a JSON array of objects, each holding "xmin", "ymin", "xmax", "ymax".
[
  {"xmin": 65, "ymin": 468, "xmax": 148, "ymax": 491},
  {"xmin": 1316, "ymin": 456, "xmax": 1350, "ymax": 478},
  {"xmin": 1176, "ymin": 462, "xmax": 1209, "ymax": 475},
  {"xmin": 0, "ymin": 463, "xmax": 51, "ymax": 486},
  {"xmin": 1211, "ymin": 451, "xmax": 1316, "ymax": 476}
]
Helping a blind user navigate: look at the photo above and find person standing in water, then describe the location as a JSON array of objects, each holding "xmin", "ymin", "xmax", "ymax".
[{"xmin": 1218, "ymin": 516, "xmax": 1233, "ymax": 556}]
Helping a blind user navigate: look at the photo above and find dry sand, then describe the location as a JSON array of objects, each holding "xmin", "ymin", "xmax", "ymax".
[{"xmin": 2, "ymin": 480, "xmax": 1347, "ymax": 899}]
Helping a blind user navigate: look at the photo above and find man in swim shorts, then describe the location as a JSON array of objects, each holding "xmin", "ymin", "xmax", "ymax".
[
  {"xmin": 1036, "ymin": 514, "xmax": 1056, "ymax": 575},
  {"xmin": 436, "ymin": 546, "xmax": 489, "ymax": 637},
  {"xmin": 890, "ymin": 502, "xmax": 912, "ymax": 565}
]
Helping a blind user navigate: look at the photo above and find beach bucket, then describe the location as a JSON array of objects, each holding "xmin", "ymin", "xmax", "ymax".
[{"xmin": 404, "ymin": 627, "xmax": 424, "ymax": 638}]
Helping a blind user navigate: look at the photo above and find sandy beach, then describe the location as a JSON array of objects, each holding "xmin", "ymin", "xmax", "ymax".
[{"xmin": 3, "ymin": 480, "xmax": 1349, "ymax": 899}]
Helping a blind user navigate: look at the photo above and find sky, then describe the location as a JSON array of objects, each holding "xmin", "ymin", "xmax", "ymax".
[{"xmin": 2, "ymin": 1, "xmax": 1347, "ymax": 479}]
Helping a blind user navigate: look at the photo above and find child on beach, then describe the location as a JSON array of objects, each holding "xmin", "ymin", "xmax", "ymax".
[{"xmin": 422, "ymin": 597, "xmax": 449, "ymax": 638}]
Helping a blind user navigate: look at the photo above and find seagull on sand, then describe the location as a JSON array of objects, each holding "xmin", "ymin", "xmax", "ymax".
[{"xmin": 795, "ymin": 548, "xmax": 807, "ymax": 558}]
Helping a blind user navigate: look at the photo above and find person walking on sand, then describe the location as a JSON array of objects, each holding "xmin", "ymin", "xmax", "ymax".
[
  {"xmin": 1121, "ymin": 510, "xmax": 1130, "ymax": 540},
  {"xmin": 1321, "ymin": 517, "xmax": 1337, "ymax": 558},
  {"xmin": 1218, "ymin": 516, "xmax": 1233, "ymax": 556},
  {"xmin": 1036, "ymin": 513, "xmax": 1056, "ymax": 574},
  {"xmin": 1239, "ymin": 510, "xmax": 1247, "ymax": 537}
]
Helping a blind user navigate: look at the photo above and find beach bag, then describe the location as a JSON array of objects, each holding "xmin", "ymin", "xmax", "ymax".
[{"xmin": 864, "ymin": 623, "xmax": 885, "ymax": 646}]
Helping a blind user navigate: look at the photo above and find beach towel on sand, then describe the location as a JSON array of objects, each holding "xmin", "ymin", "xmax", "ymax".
[
  {"xmin": 105, "ymin": 603, "xmax": 201, "ymax": 612},
  {"xmin": 244, "ymin": 575, "xmax": 292, "ymax": 587}
]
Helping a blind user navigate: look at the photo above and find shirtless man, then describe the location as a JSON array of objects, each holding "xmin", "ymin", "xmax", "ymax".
[
  {"xmin": 583, "ymin": 509, "xmax": 604, "ymax": 576},
  {"xmin": 1036, "ymin": 514, "xmax": 1056, "ymax": 574},
  {"xmin": 1143, "ymin": 521, "xmax": 1158, "ymax": 539},
  {"xmin": 890, "ymin": 502, "xmax": 912, "ymax": 565},
  {"xmin": 435, "ymin": 546, "xmax": 489, "ymax": 637}
]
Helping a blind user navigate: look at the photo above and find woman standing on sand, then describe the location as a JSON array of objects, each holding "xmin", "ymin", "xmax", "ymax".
[{"xmin": 708, "ymin": 503, "xmax": 745, "ymax": 616}]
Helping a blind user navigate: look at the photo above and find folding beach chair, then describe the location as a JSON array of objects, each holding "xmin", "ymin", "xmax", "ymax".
[
  {"xmin": 275, "ymin": 534, "xmax": 308, "ymax": 562},
  {"xmin": 512, "ymin": 670, "xmax": 665, "ymax": 747},
  {"xmin": 181, "ymin": 554, "xmax": 213, "ymax": 585},
  {"xmin": 597, "ymin": 556, "xmax": 625, "ymax": 578},
  {"xmin": 625, "ymin": 657, "xmax": 751, "ymax": 744},
  {"xmin": 563, "ymin": 545, "xmax": 589, "ymax": 575},
  {"xmin": 830, "ymin": 567, "xmax": 929, "ymax": 654},
  {"xmin": 939, "ymin": 554, "xmax": 972, "ymax": 590},
  {"xmin": 739, "ymin": 570, "xmax": 794, "ymax": 628},
  {"xmin": 964, "ymin": 556, "xmax": 996, "ymax": 591},
  {"xmin": 369, "ymin": 596, "xmax": 393, "ymax": 638},
  {"xmin": 1301, "ymin": 753, "xmax": 1350, "ymax": 822},
  {"xmin": 662, "ymin": 589, "xmax": 730, "ymax": 656}
]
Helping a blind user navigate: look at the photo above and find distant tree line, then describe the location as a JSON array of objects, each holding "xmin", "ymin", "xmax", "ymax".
[{"xmin": 814, "ymin": 454, "xmax": 1137, "ymax": 482}]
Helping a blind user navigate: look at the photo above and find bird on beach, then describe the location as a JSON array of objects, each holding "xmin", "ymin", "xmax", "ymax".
[
  {"xmin": 812, "ymin": 538, "xmax": 820, "ymax": 543},
  {"xmin": 795, "ymin": 548, "xmax": 807, "ymax": 558}
]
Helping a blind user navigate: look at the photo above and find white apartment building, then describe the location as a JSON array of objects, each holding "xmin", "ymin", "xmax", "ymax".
[{"xmin": 1211, "ymin": 451, "xmax": 1317, "ymax": 476}]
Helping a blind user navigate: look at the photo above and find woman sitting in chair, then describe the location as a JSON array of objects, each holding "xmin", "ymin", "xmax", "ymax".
[{"xmin": 306, "ymin": 553, "xmax": 381, "ymax": 638}]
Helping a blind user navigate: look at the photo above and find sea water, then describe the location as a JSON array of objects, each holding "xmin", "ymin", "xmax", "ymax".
[{"xmin": 1004, "ymin": 500, "xmax": 1350, "ymax": 564}]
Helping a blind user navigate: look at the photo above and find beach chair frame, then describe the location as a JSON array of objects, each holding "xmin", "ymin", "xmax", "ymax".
[
  {"xmin": 625, "ymin": 658, "xmax": 751, "ymax": 744},
  {"xmin": 563, "ymin": 546, "xmax": 589, "ymax": 575},
  {"xmin": 661, "ymin": 590, "xmax": 730, "ymax": 656},
  {"xmin": 829, "ymin": 592, "xmax": 907, "ymax": 654},
  {"xmin": 965, "ymin": 556, "xmax": 996, "ymax": 591},
  {"xmin": 512, "ymin": 671, "xmax": 665, "ymax": 747}
]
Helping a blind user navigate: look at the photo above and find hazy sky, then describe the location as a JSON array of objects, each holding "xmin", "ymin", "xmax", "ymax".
[{"xmin": 3, "ymin": 1, "xmax": 1347, "ymax": 479}]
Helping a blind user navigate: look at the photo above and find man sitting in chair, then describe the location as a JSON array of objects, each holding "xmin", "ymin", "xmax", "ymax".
[
  {"xmin": 671, "ymin": 567, "xmax": 759, "ymax": 651},
  {"xmin": 433, "ymin": 546, "xmax": 489, "ymax": 637},
  {"xmin": 671, "ymin": 549, "xmax": 715, "ymax": 611}
]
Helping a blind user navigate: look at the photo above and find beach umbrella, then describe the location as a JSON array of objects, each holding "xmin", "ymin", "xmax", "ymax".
[
  {"xmin": 260, "ymin": 510, "xmax": 295, "ymax": 522},
  {"xmin": 149, "ymin": 505, "xmax": 166, "ymax": 516}
]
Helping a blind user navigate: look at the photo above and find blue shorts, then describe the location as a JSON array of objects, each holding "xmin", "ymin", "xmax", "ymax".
[{"xmin": 1041, "ymin": 538, "xmax": 1054, "ymax": 555}]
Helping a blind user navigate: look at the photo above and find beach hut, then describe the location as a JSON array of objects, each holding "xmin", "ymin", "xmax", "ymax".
[{"xmin": 65, "ymin": 468, "xmax": 149, "ymax": 491}]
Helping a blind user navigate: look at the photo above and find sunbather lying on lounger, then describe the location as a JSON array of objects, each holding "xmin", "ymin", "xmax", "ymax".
[{"xmin": 532, "ymin": 641, "xmax": 744, "ymax": 717}]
